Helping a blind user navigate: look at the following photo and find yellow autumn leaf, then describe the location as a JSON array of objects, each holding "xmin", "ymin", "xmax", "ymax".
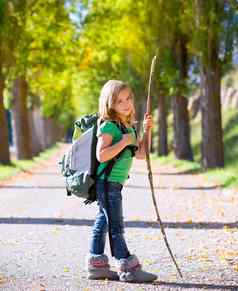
[
  {"xmin": 0, "ymin": 275, "xmax": 7, "ymax": 284},
  {"xmin": 233, "ymin": 265, "xmax": 238, "ymax": 272},
  {"xmin": 144, "ymin": 235, "xmax": 152, "ymax": 240},
  {"xmin": 223, "ymin": 225, "xmax": 232, "ymax": 232},
  {"xmin": 143, "ymin": 259, "xmax": 153, "ymax": 265},
  {"xmin": 186, "ymin": 255, "xmax": 193, "ymax": 262},
  {"xmin": 132, "ymin": 216, "xmax": 141, "ymax": 221},
  {"xmin": 225, "ymin": 251, "xmax": 238, "ymax": 258},
  {"xmin": 218, "ymin": 254, "xmax": 227, "ymax": 264},
  {"xmin": 186, "ymin": 219, "xmax": 193, "ymax": 224},
  {"xmin": 155, "ymin": 235, "xmax": 161, "ymax": 240}
]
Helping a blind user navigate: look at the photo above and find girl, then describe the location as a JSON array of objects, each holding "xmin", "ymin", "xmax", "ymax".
[{"xmin": 85, "ymin": 80, "xmax": 157, "ymax": 283}]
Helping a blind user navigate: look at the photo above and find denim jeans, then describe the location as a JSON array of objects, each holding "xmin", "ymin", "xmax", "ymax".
[{"xmin": 89, "ymin": 179, "xmax": 130, "ymax": 259}]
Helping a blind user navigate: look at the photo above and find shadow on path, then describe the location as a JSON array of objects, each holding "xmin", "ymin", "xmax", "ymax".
[
  {"xmin": 0, "ymin": 184, "xmax": 221, "ymax": 191},
  {"xmin": 131, "ymin": 169, "xmax": 201, "ymax": 176},
  {"xmin": 125, "ymin": 184, "xmax": 221, "ymax": 191},
  {"xmin": 154, "ymin": 281, "xmax": 238, "ymax": 290},
  {"xmin": 0, "ymin": 185, "xmax": 65, "ymax": 189},
  {"xmin": 0, "ymin": 217, "xmax": 237, "ymax": 229}
]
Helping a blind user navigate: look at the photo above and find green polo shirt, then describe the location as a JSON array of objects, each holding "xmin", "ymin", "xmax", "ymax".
[{"xmin": 96, "ymin": 121, "xmax": 137, "ymax": 185}]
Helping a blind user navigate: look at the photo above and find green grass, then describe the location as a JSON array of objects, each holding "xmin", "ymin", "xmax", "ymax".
[
  {"xmin": 154, "ymin": 109, "xmax": 238, "ymax": 189},
  {"xmin": 155, "ymin": 153, "xmax": 201, "ymax": 173},
  {"xmin": 0, "ymin": 143, "xmax": 60, "ymax": 181}
]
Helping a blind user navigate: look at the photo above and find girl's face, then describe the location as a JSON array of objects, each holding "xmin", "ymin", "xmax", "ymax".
[{"xmin": 113, "ymin": 88, "xmax": 134, "ymax": 119}]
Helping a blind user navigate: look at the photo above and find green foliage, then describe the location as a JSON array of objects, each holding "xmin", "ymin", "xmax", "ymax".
[
  {"xmin": 1, "ymin": 0, "xmax": 238, "ymax": 155},
  {"xmin": 145, "ymin": 0, "xmax": 194, "ymax": 99},
  {"xmin": 0, "ymin": 1, "xmax": 18, "ymax": 71},
  {"xmin": 1, "ymin": 0, "xmax": 79, "ymax": 127},
  {"xmin": 72, "ymin": 0, "xmax": 154, "ymax": 116},
  {"xmin": 0, "ymin": 0, "xmax": 6, "ymax": 24},
  {"xmin": 186, "ymin": 0, "xmax": 238, "ymax": 71},
  {"xmin": 32, "ymin": 70, "xmax": 76, "ymax": 127}
]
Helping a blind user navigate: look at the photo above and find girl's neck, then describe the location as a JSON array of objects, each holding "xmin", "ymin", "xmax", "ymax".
[{"xmin": 115, "ymin": 114, "xmax": 129, "ymax": 126}]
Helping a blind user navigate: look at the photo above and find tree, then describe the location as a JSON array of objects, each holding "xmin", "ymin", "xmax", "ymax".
[
  {"xmin": 191, "ymin": 0, "xmax": 238, "ymax": 168},
  {"xmin": 149, "ymin": 0, "xmax": 193, "ymax": 160},
  {"xmin": 0, "ymin": 0, "xmax": 16, "ymax": 164},
  {"xmin": 0, "ymin": 70, "xmax": 10, "ymax": 164},
  {"xmin": 75, "ymin": 0, "xmax": 162, "ymax": 141},
  {"xmin": 28, "ymin": 0, "xmax": 77, "ymax": 129},
  {"xmin": 9, "ymin": 0, "xmax": 77, "ymax": 158},
  {"xmin": 153, "ymin": 53, "xmax": 170, "ymax": 156},
  {"xmin": 172, "ymin": 32, "xmax": 193, "ymax": 160},
  {"xmin": 158, "ymin": 94, "xmax": 168, "ymax": 156},
  {"xmin": 9, "ymin": 0, "xmax": 35, "ymax": 159}
]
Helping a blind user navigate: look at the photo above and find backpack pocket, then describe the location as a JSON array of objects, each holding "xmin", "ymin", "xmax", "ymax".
[{"xmin": 66, "ymin": 171, "xmax": 94, "ymax": 199}]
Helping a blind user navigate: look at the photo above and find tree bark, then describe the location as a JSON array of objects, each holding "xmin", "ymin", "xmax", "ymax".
[
  {"xmin": 158, "ymin": 94, "xmax": 168, "ymax": 156},
  {"xmin": 172, "ymin": 36, "xmax": 193, "ymax": 161},
  {"xmin": 172, "ymin": 95, "xmax": 193, "ymax": 160},
  {"xmin": 200, "ymin": 62, "xmax": 224, "ymax": 168},
  {"xmin": 28, "ymin": 109, "xmax": 42, "ymax": 156},
  {"xmin": 12, "ymin": 76, "xmax": 33, "ymax": 160},
  {"xmin": 195, "ymin": 0, "xmax": 224, "ymax": 169},
  {"xmin": 0, "ymin": 72, "xmax": 11, "ymax": 164}
]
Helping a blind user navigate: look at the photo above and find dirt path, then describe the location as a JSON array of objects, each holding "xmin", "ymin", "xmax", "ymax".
[{"xmin": 0, "ymin": 144, "xmax": 238, "ymax": 290}]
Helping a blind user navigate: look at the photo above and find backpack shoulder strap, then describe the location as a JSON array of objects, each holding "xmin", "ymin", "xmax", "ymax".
[
  {"xmin": 111, "ymin": 120, "xmax": 127, "ymax": 134},
  {"xmin": 109, "ymin": 121, "xmax": 138, "ymax": 157},
  {"xmin": 132, "ymin": 125, "xmax": 137, "ymax": 139}
]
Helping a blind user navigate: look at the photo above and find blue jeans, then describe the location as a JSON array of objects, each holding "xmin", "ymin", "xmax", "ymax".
[{"xmin": 89, "ymin": 179, "xmax": 130, "ymax": 259}]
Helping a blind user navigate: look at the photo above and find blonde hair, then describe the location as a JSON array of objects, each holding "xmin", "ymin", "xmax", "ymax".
[{"xmin": 98, "ymin": 80, "xmax": 135, "ymax": 126}]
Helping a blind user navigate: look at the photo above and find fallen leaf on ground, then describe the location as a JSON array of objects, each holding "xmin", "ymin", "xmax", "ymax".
[
  {"xmin": 63, "ymin": 267, "xmax": 70, "ymax": 272},
  {"xmin": 233, "ymin": 264, "xmax": 238, "ymax": 272},
  {"xmin": 186, "ymin": 219, "xmax": 193, "ymax": 224}
]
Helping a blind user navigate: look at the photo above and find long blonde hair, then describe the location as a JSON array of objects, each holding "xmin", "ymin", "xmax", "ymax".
[{"xmin": 98, "ymin": 80, "xmax": 135, "ymax": 126}]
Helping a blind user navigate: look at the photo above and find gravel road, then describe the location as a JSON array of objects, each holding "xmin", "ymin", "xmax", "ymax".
[{"xmin": 0, "ymin": 144, "xmax": 238, "ymax": 291}]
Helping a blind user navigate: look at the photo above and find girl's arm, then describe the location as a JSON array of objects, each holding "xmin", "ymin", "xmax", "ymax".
[{"xmin": 96, "ymin": 133, "xmax": 132, "ymax": 162}]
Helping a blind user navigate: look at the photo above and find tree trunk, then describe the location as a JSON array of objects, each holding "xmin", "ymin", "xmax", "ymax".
[
  {"xmin": 28, "ymin": 109, "xmax": 42, "ymax": 156},
  {"xmin": 135, "ymin": 99, "xmax": 145, "ymax": 134},
  {"xmin": 158, "ymin": 94, "xmax": 168, "ymax": 156},
  {"xmin": 200, "ymin": 62, "xmax": 224, "ymax": 168},
  {"xmin": 195, "ymin": 0, "xmax": 224, "ymax": 169},
  {"xmin": 172, "ymin": 95, "xmax": 193, "ymax": 160},
  {"xmin": 12, "ymin": 76, "xmax": 33, "ymax": 160},
  {"xmin": 172, "ymin": 36, "xmax": 193, "ymax": 161},
  {"xmin": 0, "ymin": 73, "xmax": 11, "ymax": 164}
]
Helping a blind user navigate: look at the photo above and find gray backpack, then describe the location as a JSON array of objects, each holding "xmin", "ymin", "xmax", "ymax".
[{"xmin": 60, "ymin": 114, "xmax": 137, "ymax": 204}]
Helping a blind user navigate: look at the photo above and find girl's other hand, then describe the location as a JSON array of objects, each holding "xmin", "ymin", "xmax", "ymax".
[{"xmin": 143, "ymin": 113, "xmax": 153, "ymax": 132}]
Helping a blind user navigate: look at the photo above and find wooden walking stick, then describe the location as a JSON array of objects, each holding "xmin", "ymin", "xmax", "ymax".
[{"xmin": 145, "ymin": 55, "xmax": 183, "ymax": 279}]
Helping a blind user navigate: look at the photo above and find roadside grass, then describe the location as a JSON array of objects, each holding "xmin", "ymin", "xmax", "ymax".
[
  {"xmin": 0, "ymin": 143, "xmax": 60, "ymax": 181},
  {"xmin": 154, "ymin": 109, "xmax": 238, "ymax": 188},
  {"xmin": 156, "ymin": 153, "xmax": 201, "ymax": 174}
]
